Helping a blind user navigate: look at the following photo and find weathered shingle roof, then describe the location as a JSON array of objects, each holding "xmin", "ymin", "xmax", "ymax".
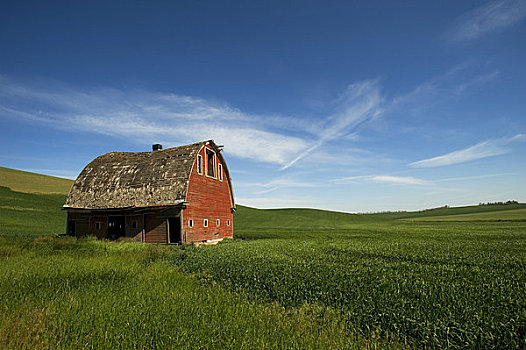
[{"xmin": 65, "ymin": 141, "xmax": 207, "ymax": 209}]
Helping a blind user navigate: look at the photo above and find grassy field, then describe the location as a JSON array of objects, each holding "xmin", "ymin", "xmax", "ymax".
[
  {"xmin": 0, "ymin": 186, "xmax": 67, "ymax": 238},
  {"xmin": 0, "ymin": 167, "xmax": 525, "ymax": 349},
  {"xmin": 0, "ymin": 167, "xmax": 70, "ymax": 238},
  {"xmin": 1, "ymin": 237, "xmax": 378, "ymax": 349},
  {"xmin": 181, "ymin": 221, "xmax": 525, "ymax": 349}
]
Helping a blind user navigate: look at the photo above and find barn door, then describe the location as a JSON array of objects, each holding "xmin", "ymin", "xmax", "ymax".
[
  {"xmin": 108, "ymin": 216, "xmax": 125, "ymax": 240},
  {"xmin": 67, "ymin": 220, "xmax": 76, "ymax": 236},
  {"xmin": 168, "ymin": 217, "xmax": 182, "ymax": 244}
]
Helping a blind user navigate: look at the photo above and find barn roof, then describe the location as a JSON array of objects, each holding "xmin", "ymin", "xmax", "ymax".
[{"xmin": 65, "ymin": 141, "xmax": 211, "ymax": 210}]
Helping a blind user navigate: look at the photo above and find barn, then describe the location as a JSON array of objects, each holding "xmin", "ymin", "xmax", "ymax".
[{"xmin": 63, "ymin": 140, "xmax": 235, "ymax": 244}]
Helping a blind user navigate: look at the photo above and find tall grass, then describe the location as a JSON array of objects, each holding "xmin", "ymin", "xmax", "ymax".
[{"xmin": 0, "ymin": 237, "xmax": 385, "ymax": 349}]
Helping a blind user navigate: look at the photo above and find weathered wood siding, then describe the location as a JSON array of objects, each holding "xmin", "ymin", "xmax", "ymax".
[
  {"xmin": 68, "ymin": 212, "xmax": 91, "ymax": 238},
  {"xmin": 144, "ymin": 213, "xmax": 168, "ymax": 244},
  {"xmin": 89, "ymin": 216, "xmax": 108, "ymax": 239},
  {"xmin": 183, "ymin": 144, "xmax": 234, "ymax": 242},
  {"xmin": 125, "ymin": 215, "xmax": 143, "ymax": 242}
]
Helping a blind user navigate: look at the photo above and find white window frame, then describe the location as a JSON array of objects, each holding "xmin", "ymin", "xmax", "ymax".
[
  {"xmin": 188, "ymin": 219, "xmax": 193, "ymax": 228},
  {"xmin": 203, "ymin": 219, "xmax": 208, "ymax": 227},
  {"xmin": 205, "ymin": 148, "xmax": 217, "ymax": 179},
  {"xmin": 218, "ymin": 163, "xmax": 223, "ymax": 181},
  {"xmin": 216, "ymin": 219, "xmax": 220, "ymax": 227},
  {"xmin": 197, "ymin": 155, "xmax": 203, "ymax": 175},
  {"xmin": 227, "ymin": 220, "xmax": 230, "ymax": 226}
]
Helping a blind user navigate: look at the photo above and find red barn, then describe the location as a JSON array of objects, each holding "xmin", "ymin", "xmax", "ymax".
[{"xmin": 63, "ymin": 140, "xmax": 235, "ymax": 244}]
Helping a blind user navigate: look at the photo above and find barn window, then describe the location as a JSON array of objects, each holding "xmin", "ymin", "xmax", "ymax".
[
  {"xmin": 227, "ymin": 220, "xmax": 230, "ymax": 226},
  {"xmin": 206, "ymin": 149, "xmax": 216, "ymax": 178},
  {"xmin": 95, "ymin": 222, "xmax": 102, "ymax": 230},
  {"xmin": 188, "ymin": 219, "xmax": 193, "ymax": 228},
  {"xmin": 204, "ymin": 219, "xmax": 208, "ymax": 227},
  {"xmin": 197, "ymin": 155, "xmax": 203, "ymax": 175},
  {"xmin": 216, "ymin": 219, "xmax": 220, "ymax": 227},
  {"xmin": 131, "ymin": 220, "xmax": 138, "ymax": 229},
  {"xmin": 218, "ymin": 164, "xmax": 223, "ymax": 181}
]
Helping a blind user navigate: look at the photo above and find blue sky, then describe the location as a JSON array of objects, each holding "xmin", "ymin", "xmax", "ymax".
[{"xmin": 1, "ymin": 0, "xmax": 525, "ymax": 212}]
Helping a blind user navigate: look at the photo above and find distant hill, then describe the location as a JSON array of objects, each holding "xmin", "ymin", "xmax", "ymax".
[
  {"xmin": 235, "ymin": 202, "xmax": 526, "ymax": 231},
  {"xmin": 0, "ymin": 166, "xmax": 524, "ymax": 238},
  {"xmin": 401, "ymin": 207, "xmax": 526, "ymax": 222},
  {"xmin": 234, "ymin": 205, "xmax": 387, "ymax": 231},
  {"xmin": 0, "ymin": 166, "xmax": 73, "ymax": 194},
  {"xmin": 399, "ymin": 203, "xmax": 526, "ymax": 218}
]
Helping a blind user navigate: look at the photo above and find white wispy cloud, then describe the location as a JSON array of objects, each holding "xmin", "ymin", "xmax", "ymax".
[
  {"xmin": 371, "ymin": 175, "xmax": 429, "ymax": 185},
  {"xmin": 235, "ymin": 196, "xmax": 316, "ymax": 209},
  {"xmin": 452, "ymin": 70, "xmax": 500, "ymax": 96},
  {"xmin": 0, "ymin": 76, "xmax": 387, "ymax": 171},
  {"xmin": 448, "ymin": 0, "xmax": 526, "ymax": 42},
  {"xmin": 410, "ymin": 134, "xmax": 525, "ymax": 168},
  {"xmin": 333, "ymin": 172, "xmax": 515, "ymax": 187},
  {"xmin": 436, "ymin": 172, "xmax": 515, "ymax": 182},
  {"xmin": 238, "ymin": 177, "xmax": 316, "ymax": 195},
  {"xmin": 281, "ymin": 80, "xmax": 383, "ymax": 169},
  {"xmin": 334, "ymin": 175, "xmax": 429, "ymax": 186},
  {"xmin": 0, "ymin": 76, "xmax": 310, "ymax": 165},
  {"xmin": 390, "ymin": 63, "xmax": 500, "ymax": 115}
]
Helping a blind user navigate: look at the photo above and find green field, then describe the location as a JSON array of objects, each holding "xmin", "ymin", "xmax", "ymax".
[
  {"xmin": 0, "ymin": 186, "xmax": 67, "ymax": 238},
  {"xmin": 0, "ymin": 166, "xmax": 73, "ymax": 194},
  {"xmin": 0, "ymin": 167, "xmax": 525, "ymax": 349}
]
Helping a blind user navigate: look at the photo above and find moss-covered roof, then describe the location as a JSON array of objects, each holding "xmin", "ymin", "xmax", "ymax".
[{"xmin": 65, "ymin": 141, "xmax": 208, "ymax": 209}]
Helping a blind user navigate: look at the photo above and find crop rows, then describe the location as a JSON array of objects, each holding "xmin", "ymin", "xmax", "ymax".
[{"xmin": 175, "ymin": 222, "xmax": 526, "ymax": 349}]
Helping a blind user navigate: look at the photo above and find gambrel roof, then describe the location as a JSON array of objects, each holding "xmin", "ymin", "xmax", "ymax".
[{"xmin": 65, "ymin": 140, "xmax": 226, "ymax": 210}]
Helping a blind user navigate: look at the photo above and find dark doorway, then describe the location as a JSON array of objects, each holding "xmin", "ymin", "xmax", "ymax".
[
  {"xmin": 108, "ymin": 216, "xmax": 125, "ymax": 240},
  {"xmin": 67, "ymin": 220, "xmax": 76, "ymax": 236},
  {"xmin": 168, "ymin": 217, "xmax": 182, "ymax": 244}
]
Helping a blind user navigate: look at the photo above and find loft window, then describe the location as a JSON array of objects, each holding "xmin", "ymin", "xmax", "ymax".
[
  {"xmin": 188, "ymin": 219, "xmax": 193, "ymax": 228},
  {"xmin": 218, "ymin": 164, "xmax": 223, "ymax": 181},
  {"xmin": 132, "ymin": 221, "xmax": 138, "ymax": 229},
  {"xmin": 206, "ymin": 149, "xmax": 216, "ymax": 178},
  {"xmin": 197, "ymin": 155, "xmax": 203, "ymax": 175},
  {"xmin": 227, "ymin": 220, "xmax": 230, "ymax": 226},
  {"xmin": 216, "ymin": 219, "xmax": 220, "ymax": 227},
  {"xmin": 204, "ymin": 219, "xmax": 208, "ymax": 227}
]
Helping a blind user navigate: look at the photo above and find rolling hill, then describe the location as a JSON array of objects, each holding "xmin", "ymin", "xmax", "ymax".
[
  {"xmin": 0, "ymin": 167, "xmax": 72, "ymax": 237},
  {"xmin": 0, "ymin": 166, "xmax": 524, "ymax": 238},
  {"xmin": 0, "ymin": 166, "xmax": 73, "ymax": 194}
]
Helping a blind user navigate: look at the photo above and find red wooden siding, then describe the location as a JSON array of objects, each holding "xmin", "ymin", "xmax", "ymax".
[{"xmin": 183, "ymin": 144, "xmax": 234, "ymax": 242}]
